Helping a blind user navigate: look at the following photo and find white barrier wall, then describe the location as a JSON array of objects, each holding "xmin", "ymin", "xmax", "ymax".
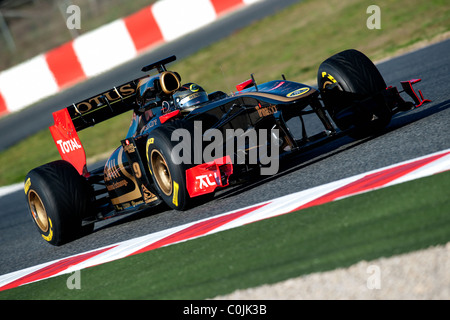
[{"xmin": 0, "ymin": 0, "xmax": 262, "ymax": 116}]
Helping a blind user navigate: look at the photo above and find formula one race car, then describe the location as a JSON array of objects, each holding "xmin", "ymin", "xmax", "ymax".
[{"xmin": 24, "ymin": 49, "xmax": 430, "ymax": 245}]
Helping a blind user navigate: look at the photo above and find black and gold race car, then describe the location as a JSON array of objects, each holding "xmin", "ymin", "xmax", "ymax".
[{"xmin": 24, "ymin": 50, "xmax": 430, "ymax": 245}]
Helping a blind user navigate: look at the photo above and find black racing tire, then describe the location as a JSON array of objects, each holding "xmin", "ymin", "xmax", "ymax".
[
  {"xmin": 146, "ymin": 121, "xmax": 197, "ymax": 210},
  {"xmin": 24, "ymin": 160, "xmax": 94, "ymax": 246},
  {"xmin": 317, "ymin": 49, "xmax": 391, "ymax": 137}
]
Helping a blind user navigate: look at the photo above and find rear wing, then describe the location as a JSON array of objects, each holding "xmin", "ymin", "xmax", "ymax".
[
  {"xmin": 66, "ymin": 78, "xmax": 141, "ymax": 132},
  {"xmin": 48, "ymin": 55, "xmax": 180, "ymax": 176},
  {"xmin": 48, "ymin": 78, "xmax": 141, "ymax": 176}
]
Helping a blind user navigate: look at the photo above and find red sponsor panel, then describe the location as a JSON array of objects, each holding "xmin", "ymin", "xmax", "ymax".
[
  {"xmin": 236, "ymin": 78, "xmax": 254, "ymax": 91},
  {"xmin": 49, "ymin": 108, "xmax": 87, "ymax": 176},
  {"xmin": 159, "ymin": 109, "xmax": 181, "ymax": 124},
  {"xmin": 210, "ymin": 0, "xmax": 244, "ymax": 16},
  {"xmin": 0, "ymin": 91, "xmax": 8, "ymax": 116},
  {"xmin": 186, "ymin": 155, "xmax": 233, "ymax": 197},
  {"xmin": 45, "ymin": 41, "xmax": 86, "ymax": 88},
  {"xmin": 124, "ymin": 6, "xmax": 164, "ymax": 52}
]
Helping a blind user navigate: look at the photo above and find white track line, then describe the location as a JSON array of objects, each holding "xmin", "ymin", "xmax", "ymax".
[{"xmin": 0, "ymin": 148, "xmax": 449, "ymax": 291}]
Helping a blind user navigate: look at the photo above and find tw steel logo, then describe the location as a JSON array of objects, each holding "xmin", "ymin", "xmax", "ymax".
[
  {"xmin": 56, "ymin": 138, "xmax": 82, "ymax": 154},
  {"xmin": 74, "ymin": 83, "xmax": 136, "ymax": 114}
]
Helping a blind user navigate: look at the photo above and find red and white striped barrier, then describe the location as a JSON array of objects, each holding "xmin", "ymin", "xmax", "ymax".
[
  {"xmin": 1, "ymin": 148, "xmax": 449, "ymax": 292},
  {"xmin": 0, "ymin": 0, "xmax": 262, "ymax": 117}
]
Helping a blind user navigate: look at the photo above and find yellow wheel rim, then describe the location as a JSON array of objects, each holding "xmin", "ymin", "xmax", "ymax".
[
  {"xmin": 28, "ymin": 190, "xmax": 49, "ymax": 233},
  {"xmin": 151, "ymin": 150, "xmax": 172, "ymax": 196}
]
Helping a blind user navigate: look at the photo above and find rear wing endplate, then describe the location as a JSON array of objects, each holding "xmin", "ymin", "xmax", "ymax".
[{"xmin": 49, "ymin": 108, "xmax": 88, "ymax": 176}]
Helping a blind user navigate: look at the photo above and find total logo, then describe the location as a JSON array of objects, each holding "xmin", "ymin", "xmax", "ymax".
[
  {"xmin": 196, "ymin": 173, "xmax": 217, "ymax": 189},
  {"xmin": 56, "ymin": 138, "xmax": 82, "ymax": 154}
]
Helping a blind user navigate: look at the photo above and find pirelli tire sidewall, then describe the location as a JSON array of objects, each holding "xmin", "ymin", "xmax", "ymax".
[
  {"xmin": 317, "ymin": 49, "xmax": 391, "ymax": 137},
  {"xmin": 146, "ymin": 124, "xmax": 194, "ymax": 211},
  {"xmin": 24, "ymin": 160, "xmax": 94, "ymax": 246}
]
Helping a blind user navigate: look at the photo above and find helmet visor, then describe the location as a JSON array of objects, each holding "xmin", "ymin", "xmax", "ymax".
[{"xmin": 177, "ymin": 91, "xmax": 208, "ymax": 109}]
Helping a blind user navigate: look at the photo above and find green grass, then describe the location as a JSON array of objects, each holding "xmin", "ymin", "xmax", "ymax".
[
  {"xmin": 1, "ymin": 0, "xmax": 449, "ymax": 186},
  {"xmin": 1, "ymin": 170, "xmax": 449, "ymax": 300}
]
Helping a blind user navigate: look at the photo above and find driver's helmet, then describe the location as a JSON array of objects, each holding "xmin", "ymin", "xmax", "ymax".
[{"xmin": 173, "ymin": 83, "xmax": 208, "ymax": 110}]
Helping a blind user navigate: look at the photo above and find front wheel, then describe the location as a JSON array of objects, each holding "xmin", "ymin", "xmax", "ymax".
[
  {"xmin": 146, "ymin": 123, "xmax": 196, "ymax": 210},
  {"xmin": 318, "ymin": 49, "xmax": 392, "ymax": 138},
  {"xmin": 24, "ymin": 160, "xmax": 94, "ymax": 246}
]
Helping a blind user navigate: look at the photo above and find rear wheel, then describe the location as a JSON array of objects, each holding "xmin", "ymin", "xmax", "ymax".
[
  {"xmin": 24, "ymin": 160, "xmax": 94, "ymax": 246},
  {"xmin": 318, "ymin": 49, "xmax": 391, "ymax": 137}
]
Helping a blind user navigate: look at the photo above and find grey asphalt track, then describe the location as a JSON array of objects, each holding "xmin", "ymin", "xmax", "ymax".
[{"xmin": 0, "ymin": 38, "xmax": 449, "ymax": 276}]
